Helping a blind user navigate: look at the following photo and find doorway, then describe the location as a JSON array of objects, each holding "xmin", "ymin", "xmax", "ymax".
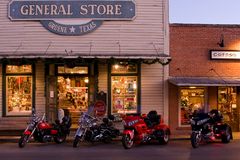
[
  {"xmin": 218, "ymin": 87, "xmax": 239, "ymax": 131},
  {"xmin": 57, "ymin": 66, "xmax": 89, "ymax": 128}
]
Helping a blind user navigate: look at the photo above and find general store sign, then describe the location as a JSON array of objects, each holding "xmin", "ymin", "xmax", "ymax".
[
  {"xmin": 8, "ymin": 0, "xmax": 136, "ymax": 35},
  {"xmin": 210, "ymin": 50, "xmax": 240, "ymax": 60}
]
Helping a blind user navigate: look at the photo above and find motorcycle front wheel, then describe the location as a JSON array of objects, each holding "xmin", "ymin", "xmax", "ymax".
[
  {"xmin": 191, "ymin": 132, "xmax": 201, "ymax": 148},
  {"xmin": 159, "ymin": 130, "xmax": 170, "ymax": 145},
  {"xmin": 18, "ymin": 134, "xmax": 30, "ymax": 148},
  {"xmin": 122, "ymin": 134, "xmax": 134, "ymax": 149},
  {"xmin": 73, "ymin": 135, "xmax": 81, "ymax": 148}
]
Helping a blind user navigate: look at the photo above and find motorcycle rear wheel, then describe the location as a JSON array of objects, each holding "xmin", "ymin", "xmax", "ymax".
[
  {"xmin": 191, "ymin": 132, "xmax": 201, "ymax": 148},
  {"xmin": 18, "ymin": 135, "xmax": 29, "ymax": 148},
  {"xmin": 221, "ymin": 127, "xmax": 231, "ymax": 143},
  {"xmin": 103, "ymin": 136, "xmax": 112, "ymax": 143},
  {"xmin": 122, "ymin": 134, "xmax": 134, "ymax": 149},
  {"xmin": 54, "ymin": 134, "xmax": 67, "ymax": 144},
  {"xmin": 73, "ymin": 135, "xmax": 80, "ymax": 148}
]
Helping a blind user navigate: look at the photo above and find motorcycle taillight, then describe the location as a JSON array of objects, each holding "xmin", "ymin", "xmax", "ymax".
[{"xmin": 51, "ymin": 130, "xmax": 58, "ymax": 135}]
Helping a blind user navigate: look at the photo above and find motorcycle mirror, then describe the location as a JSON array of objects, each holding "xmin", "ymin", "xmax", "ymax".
[{"xmin": 32, "ymin": 108, "xmax": 36, "ymax": 114}]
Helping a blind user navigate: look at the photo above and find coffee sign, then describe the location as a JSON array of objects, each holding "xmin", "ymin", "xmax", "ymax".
[{"xmin": 8, "ymin": 0, "xmax": 136, "ymax": 35}]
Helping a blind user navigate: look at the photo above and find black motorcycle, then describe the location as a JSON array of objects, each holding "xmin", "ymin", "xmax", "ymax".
[
  {"xmin": 73, "ymin": 112, "xmax": 120, "ymax": 148},
  {"xmin": 190, "ymin": 109, "xmax": 232, "ymax": 148}
]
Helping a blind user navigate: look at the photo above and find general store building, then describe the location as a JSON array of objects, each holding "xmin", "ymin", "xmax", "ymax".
[{"xmin": 0, "ymin": 0, "xmax": 170, "ymax": 130}]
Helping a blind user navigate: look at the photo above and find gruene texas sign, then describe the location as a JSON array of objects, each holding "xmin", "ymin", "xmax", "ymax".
[{"xmin": 8, "ymin": 0, "xmax": 136, "ymax": 35}]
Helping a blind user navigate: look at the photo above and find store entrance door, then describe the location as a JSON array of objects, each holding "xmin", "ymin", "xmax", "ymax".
[
  {"xmin": 57, "ymin": 76, "xmax": 89, "ymax": 128},
  {"xmin": 218, "ymin": 87, "xmax": 239, "ymax": 131}
]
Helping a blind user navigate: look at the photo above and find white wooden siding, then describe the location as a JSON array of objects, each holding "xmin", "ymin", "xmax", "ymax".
[
  {"xmin": 141, "ymin": 63, "xmax": 164, "ymax": 115},
  {"xmin": 0, "ymin": 0, "xmax": 167, "ymax": 57},
  {"xmin": 35, "ymin": 61, "xmax": 46, "ymax": 116},
  {"xmin": 98, "ymin": 63, "xmax": 108, "ymax": 94}
]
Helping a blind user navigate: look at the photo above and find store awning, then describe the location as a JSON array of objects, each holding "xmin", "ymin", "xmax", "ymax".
[
  {"xmin": 0, "ymin": 53, "xmax": 171, "ymax": 60},
  {"xmin": 168, "ymin": 77, "xmax": 240, "ymax": 86}
]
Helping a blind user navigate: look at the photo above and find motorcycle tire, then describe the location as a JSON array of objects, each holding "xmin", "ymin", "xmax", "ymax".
[
  {"xmin": 103, "ymin": 136, "xmax": 112, "ymax": 143},
  {"xmin": 54, "ymin": 134, "xmax": 67, "ymax": 144},
  {"xmin": 122, "ymin": 134, "xmax": 134, "ymax": 149},
  {"xmin": 159, "ymin": 130, "xmax": 170, "ymax": 145},
  {"xmin": 191, "ymin": 132, "xmax": 201, "ymax": 148},
  {"xmin": 73, "ymin": 135, "xmax": 80, "ymax": 148},
  {"xmin": 18, "ymin": 134, "xmax": 29, "ymax": 148},
  {"xmin": 221, "ymin": 127, "xmax": 231, "ymax": 143}
]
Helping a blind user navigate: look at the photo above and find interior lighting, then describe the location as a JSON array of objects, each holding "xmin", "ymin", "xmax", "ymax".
[{"xmin": 114, "ymin": 64, "xmax": 119, "ymax": 69}]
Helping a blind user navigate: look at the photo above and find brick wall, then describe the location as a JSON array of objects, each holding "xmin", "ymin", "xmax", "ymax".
[
  {"xmin": 170, "ymin": 24, "xmax": 240, "ymax": 77},
  {"xmin": 169, "ymin": 24, "xmax": 240, "ymax": 134}
]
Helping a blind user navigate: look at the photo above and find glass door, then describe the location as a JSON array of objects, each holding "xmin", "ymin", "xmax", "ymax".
[
  {"xmin": 57, "ymin": 66, "xmax": 89, "ymax": 128},
  {"xmin": 218, "ymin": 87, "xmax": 239, "ymax": 131},
  {"xmin": 179, "ymin": 87, "xmax": 205, "ymax": 126}
]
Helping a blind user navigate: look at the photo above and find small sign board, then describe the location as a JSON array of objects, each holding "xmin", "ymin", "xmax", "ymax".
[
  {"xmin": 9, "ymin": 0, "xmax": 136, "ymax": 20},
  {"xmin": 210, "ymin": 50, "xmax": 240, "ymax": 60},
  {"xmin": 8, "ymin": 0, "xmax": 136, "ymax": 35},
  {"xmin": 94, "ymin": 100, "xmax": 106, "ymax": 116}
]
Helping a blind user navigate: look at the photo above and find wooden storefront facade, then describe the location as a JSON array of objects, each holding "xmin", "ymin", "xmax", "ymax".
[{"xmin": 0, "ymin": 0, "xmax": 170, "ymax": 130}]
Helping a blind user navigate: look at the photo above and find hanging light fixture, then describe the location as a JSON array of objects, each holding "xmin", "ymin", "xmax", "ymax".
[{"xmin": 84, "ymin": 77, "xmax": 89, "ymax": 83}]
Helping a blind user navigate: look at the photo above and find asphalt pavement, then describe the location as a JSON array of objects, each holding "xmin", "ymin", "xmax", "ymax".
[{"xmin": 0, "ymin": 138, "xmax": 240, "ymax": 160}]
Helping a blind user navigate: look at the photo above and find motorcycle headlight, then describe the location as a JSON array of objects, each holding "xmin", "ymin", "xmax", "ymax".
[{"xmin": 190, "ymin": 119, "xmax": 196, "ymax": 125}]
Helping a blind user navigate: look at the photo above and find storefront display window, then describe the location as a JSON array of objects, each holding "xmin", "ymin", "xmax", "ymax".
[
  {"xmin": 180, "ymin": 87, "xmax": 205, "ymax": 126},
  {"xmin": 6, "ymin": 65, "xmax": 33, "ymax": 116},
  {"xmin": 112, "ymin": 63, "xmax": 137, "ymax": 73},
  {"xmin": 6, "ymin": 65, "xmax": 32, "ymax": 73},
  {"xmin": 218, "ymin": 87, "xmax": 237, "ymax": 124},
  {"xmin": 112, "ymin": 76, "xmax": 137, "ymax": 114},
  {"xmin": 111, "ymin": 63, "xmax": 138, "ymax": 114},
  {"xmin": 58, "ymin": 66, "xmax": 88, "ymax": 74}
]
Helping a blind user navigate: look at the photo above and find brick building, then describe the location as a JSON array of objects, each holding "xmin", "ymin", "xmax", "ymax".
[{"xmin": 169, "ymin": 23, "xmax": 240, "ymax": 134}]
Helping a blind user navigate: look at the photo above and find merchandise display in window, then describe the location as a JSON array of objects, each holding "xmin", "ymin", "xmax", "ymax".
[
  {"xmin": 58, "ymin": 66, "xmax": 88, "ymax": 74},
  {"xmin": 6, "ymin": 65, "xmax": 32, "ymax": 73},
  {"xmin": 218, "ymin": 87, "xmax": 238, "ymax": 131},
  {"xmin": 180, "ymin": 88, "xmax": 205, "ymax": 126},
  {"xmin": 112, "ymin": 76, "xmax": 137, "ymax": 114},
  {"xmin": 58, "ymin": 76, "xmax": 88, "ymax": 112},
  {"xmin": 6, "ymin": 75, "xmax": 32, "ymax": 115},
  {"xmin": 112, "ymin": 64, "xmax": 137, "ymax": 73}
]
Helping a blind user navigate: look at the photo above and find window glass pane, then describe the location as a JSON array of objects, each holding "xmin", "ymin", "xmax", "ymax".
[
  {"xmin": 6, "ymin": 76, "xmax": 32, "ymax": 115},
  {"xmin": 58, "ymin": 66, "xmax": 88, "ymax": 74},
  {"xmin": 180, "ymin": 88, "xmax": 205, "ymax": 126},
  {"xmin": 218, "ymin": 87, "xmax": 236, "ymax": 123},
  {"xmin": 111, "ymin": 64, "xmax": 137, "ymax": 73},
  {"xmin": 112, "ymin": 76, "xmax": 137, "ymax": 114},
  {"xmin": 6, "ymin": 65, "xmax": 32, "ymax": 73},
  {"xmin": 58, "ymin": 76, "xmax": 88, "ymax": 112}
]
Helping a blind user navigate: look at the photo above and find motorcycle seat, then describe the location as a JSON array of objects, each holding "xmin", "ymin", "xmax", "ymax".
[{"xmin": 145, "ymin": 110, "xmax": 160, "ymax": 128}]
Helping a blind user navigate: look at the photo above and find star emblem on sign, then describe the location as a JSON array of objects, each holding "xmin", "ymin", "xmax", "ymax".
[{"xmin": 69, "ymin": 26, "xmax": 76, "ymax": 33}]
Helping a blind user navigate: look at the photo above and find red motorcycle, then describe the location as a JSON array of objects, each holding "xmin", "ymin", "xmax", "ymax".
[
  {"xmin": 121, "ymin": 110, "xmax": 170, "ymax": 149},
  {"xmin": 18, "ymin": 112, "xmax": 71, "ymax": 148}
]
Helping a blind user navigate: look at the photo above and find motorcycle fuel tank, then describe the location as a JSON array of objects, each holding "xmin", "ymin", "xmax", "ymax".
[{"xmin": 38, "ymin": 122, "xmax": 52, "ymax": 129}]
